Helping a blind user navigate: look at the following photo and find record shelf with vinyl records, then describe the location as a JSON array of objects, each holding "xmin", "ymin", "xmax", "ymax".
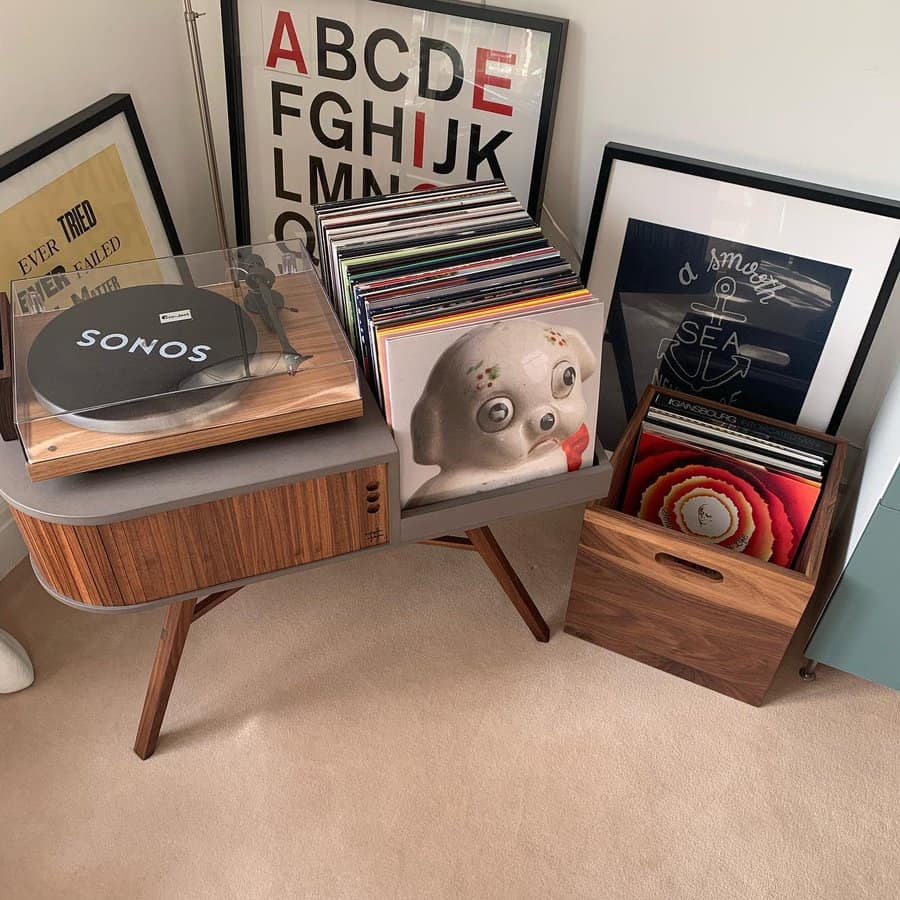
[
  {"xmin": 311, "ymin": 181, "xmax": 611, "ymax": 542},
  {"xmin": 8, "ymin": 240, "xmax": 362, "ymax": 480}
]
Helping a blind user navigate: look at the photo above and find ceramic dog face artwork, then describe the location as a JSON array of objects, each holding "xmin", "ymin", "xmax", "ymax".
[{"xmin": 408, "ymin": 318, "xmax": 598, "ymax": 506}]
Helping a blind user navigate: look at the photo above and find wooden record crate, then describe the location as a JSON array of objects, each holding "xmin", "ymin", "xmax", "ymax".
[{"xmin": 564, "ymin": 386, "xmax": 846, "ymax": 705}]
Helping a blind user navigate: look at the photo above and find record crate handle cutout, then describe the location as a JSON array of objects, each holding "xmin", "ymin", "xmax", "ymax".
[{"xmin": 653, "ymin": 552, "xmax": 724, "ymax": 582}]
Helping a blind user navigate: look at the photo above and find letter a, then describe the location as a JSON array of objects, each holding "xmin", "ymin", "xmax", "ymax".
[
  {"xmin": 266, "ymin": 10, "xmax": 309, "ymax": 74},
  {"xmin": 678, "ymin": 261, "xmax": 699, "ymax": 286}
]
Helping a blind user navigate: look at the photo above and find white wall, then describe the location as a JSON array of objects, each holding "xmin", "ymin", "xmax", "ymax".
[
  {"xmin": 1, "ymin": 1, "xmax": 220, "ymax": 254},
  {"xmin": 1, "ymin": 0, "xmax": 898, "ymax": 482}
]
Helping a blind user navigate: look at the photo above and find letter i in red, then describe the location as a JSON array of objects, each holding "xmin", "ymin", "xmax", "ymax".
[{"xmin": 413, "ymin": 111, "xmax": 426, "ymax": 169}]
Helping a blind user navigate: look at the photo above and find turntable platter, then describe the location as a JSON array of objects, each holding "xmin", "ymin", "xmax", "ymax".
[{"xmin": 27, "ymin": 284, "xmax": 258, "ymax": 433}]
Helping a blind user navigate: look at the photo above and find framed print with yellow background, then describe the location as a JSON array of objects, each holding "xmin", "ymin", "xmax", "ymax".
[
  {"xmin": 0, "ymin": 93, "xmax": 181, "ymax": 314},
  {"xmin": 0, "ymin": 93, "xmax": 181, "ymax": 438}
]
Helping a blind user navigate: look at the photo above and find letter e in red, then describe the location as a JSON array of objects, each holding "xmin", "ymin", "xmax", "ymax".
[
  {"xmin": 266, "ymin": 10, "xmax": 309, "ymax": 75},
  {"xmin": 473, "ymin": 48, "xmax": 515, "ymax": 116}
]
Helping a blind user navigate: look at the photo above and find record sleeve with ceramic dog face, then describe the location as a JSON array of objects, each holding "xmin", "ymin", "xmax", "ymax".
[{"xmin": 384, "ymin": 302, "xmax": 604, "ymax": 508}]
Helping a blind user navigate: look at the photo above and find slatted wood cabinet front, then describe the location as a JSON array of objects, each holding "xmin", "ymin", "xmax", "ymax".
[{"xmin": 12, "ymin": 463, "xmax": 389, "ymax": 607}]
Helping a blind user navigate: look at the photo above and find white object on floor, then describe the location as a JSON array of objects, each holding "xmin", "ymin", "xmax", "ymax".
[
  {"xmin": 0, "ymin": 629, "xmax": 34, "ymax": 693},
  {"xmin": 0, "ymin": 503, "xmax": 27, "ymax": 580}
]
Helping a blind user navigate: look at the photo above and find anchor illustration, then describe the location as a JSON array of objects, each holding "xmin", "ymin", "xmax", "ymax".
[
  {"xmin": 657, "ymin": 276, "xmax": 752, "ymax": 393},
  {"xmin": 690, "ymin": 276, "xmax": 748, "ymax": 323}
]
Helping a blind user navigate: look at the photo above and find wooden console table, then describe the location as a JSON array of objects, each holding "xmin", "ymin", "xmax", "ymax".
[{"xmin": 0, "ymin": 382, "xmax": 611, "ymax": 758}]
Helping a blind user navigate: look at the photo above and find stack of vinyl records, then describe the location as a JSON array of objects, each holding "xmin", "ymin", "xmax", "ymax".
[
  {"xmin": 314, "ymin": 182, "xmax": 605, "ymax": 509},
  {"xmin": 620, "ymin": 391, "xmax": 835, "ymax": 568}
]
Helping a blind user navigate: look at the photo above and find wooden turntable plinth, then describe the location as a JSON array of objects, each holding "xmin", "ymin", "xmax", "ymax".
[{"xmin": 15, "ymin": 270, "xmax": 362, "ymax": 480}]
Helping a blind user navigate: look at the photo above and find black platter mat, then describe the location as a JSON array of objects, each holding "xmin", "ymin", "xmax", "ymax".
[{"xmin": 28, "ymin": 284, "xmax": 258, "ymax": 427}]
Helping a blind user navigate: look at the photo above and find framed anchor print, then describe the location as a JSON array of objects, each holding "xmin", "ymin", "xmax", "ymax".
[
  {"xmin": 582, "ymin": 143, "xmax": 900, "ymax": 448},
  {"xmin": 221, "ymin": 0, "xmax": 567, "ymax": 264}
]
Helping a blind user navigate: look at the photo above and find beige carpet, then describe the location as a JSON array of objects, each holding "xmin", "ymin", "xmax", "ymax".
[{"xmin": 1, "ymin": 505, "xmax": 898, "ymax": 899}]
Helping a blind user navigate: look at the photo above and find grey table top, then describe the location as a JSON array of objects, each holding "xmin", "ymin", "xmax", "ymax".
[{"xmin": 0, "ymin": 379, "xmax": 397, "ymax": 526}]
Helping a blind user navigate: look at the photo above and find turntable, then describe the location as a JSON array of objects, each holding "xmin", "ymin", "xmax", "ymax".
[{"xmin": 9, "ymin": 241, "xmax": 362, "ymax": 480}]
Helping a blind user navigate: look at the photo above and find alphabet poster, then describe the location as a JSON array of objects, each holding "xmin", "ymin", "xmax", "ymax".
[
  {"xmin": 223, "ymin": 0, "xmax": 566, "ymax": 262},
  {"xmin": 602, "ymin": 218, "xmax": 852, "ymax": 443},
  {"xmin": 0, "ymin": 144, "xmax": 160, "ymax": 314}
]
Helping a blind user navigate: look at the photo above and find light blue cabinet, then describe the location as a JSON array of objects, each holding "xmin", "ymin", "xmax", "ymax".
[
  {"xmin": 805, "ymin": 367, "xmax": 900, "ymax": 690},
  {"xmin": 880, "ymin": 467, "xmax": 900, "ymax": 512},
  {"xmin": 806, "ymin": 503, "xmax": 900, "ymax": 690}
]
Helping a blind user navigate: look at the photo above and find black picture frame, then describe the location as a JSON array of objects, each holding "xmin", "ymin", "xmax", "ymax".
[
  {"xmin": 0, "ymin": 93, "xmax": 182, "ymax": 258},
  {"xmin": 0, "ymin": 93, "xmax": 182, "ymax": 414},
  {"xmin": 582, "ymin": 143, "xmax": 900, "ymax": 436},
  {"xmin": 221, "ymin": 0, "xmax": 568, "ymax": 247}
]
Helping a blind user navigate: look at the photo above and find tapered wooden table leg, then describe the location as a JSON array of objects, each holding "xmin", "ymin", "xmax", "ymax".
[
  {"xmin": 134, "ymin": 597, "xmax": 197, "ymax": 760},
  {"xmin": 465, "ymin": 526, "xmax": 550, "ymax": 642}
]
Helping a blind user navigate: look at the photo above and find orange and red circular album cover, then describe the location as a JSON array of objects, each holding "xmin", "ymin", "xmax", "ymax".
[{"xmin": 621, "ymin": 431, "xmax": 822, "ymax": 568}]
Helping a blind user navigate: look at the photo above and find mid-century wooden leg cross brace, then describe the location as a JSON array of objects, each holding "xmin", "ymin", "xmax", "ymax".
[{"xmin": 134, "ymin": 527, "xmax": 548, "ymax": 760}]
